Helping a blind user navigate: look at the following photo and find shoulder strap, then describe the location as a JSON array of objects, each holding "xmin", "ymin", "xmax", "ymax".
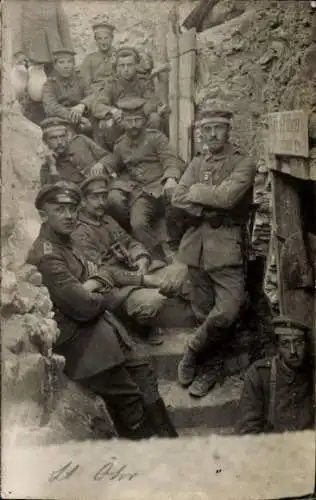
[{"xmin": 268, "ymin": 356, "xmax": 277, "ymax": 428}]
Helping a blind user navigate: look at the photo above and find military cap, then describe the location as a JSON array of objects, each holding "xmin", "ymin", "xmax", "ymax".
[
  {"xmin": 92, "ymin": 21, "xmax": 115, "ymax": 33},
  {"xmin": 35, "ymin": 182, "xmax": 81, "ymax": 210},
  {"xmin": 40, "ymin": 117, "xmax": 69, "ymax": 133},
  {"xmin": 52, "ymin": 48, "xmax": 76, "ymax": 60},
  {"xmin": 116, "ymin": 97, "xmax": 146, "ymax": 115},
  {"xmin": 272, "ymin": 315, "xmax": 310, "ymax": 336},
  {"xmin": 198, "ymin": 99, "xmax": 233, "ymax": 126},
  {"xmin": 80, "ymin": 176, "xmax": 109, "ymax": 196},
  {"xmin": 115, "ymin": 46, "xmax": 140, "ymax": 64}
]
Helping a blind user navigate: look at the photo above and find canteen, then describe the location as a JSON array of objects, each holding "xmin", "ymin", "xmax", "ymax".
[
  {"xmin": 10, "ymin": 63, "xmax": 29, "ymax": 99},
  {"xmin": 27, "ymin": 65, "xmax": 47, "ymax": 102}
]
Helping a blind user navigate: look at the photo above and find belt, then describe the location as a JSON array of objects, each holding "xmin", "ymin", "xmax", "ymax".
[{"xmin": 188, "ymin": 214, "xmax": 242, "ymax": 229}]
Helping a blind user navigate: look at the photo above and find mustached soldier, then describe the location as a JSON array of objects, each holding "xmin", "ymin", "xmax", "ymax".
[
  {"xmin": 172, "ymin": 100, "xmax": 256, "ymax": 398},
  {"xmin": 236, "ymin": 316, "xmax": 314, "ymax": 434},
  {"xmin": 27, "ymin": 181, "xmax": 178, "ymax": 439}
]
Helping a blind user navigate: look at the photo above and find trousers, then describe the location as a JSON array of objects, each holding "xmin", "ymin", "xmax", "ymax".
[
  {"xmin": 187, "ymin": 265, "xmax": 245, "ymax": 354},
  {"xmin": 80, "ymin": 349, "xmax": 159, "ymax": 433}
]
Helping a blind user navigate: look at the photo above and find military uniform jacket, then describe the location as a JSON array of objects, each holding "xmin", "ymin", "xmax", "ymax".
[
  {"xmin": 236, "ymin": 355, "xmax": 314, "ymax": 434},
  {"xmin": 111, "ymin": 129, "xmax": 182, "ymax": 200},
  {"xmin": 172, "ymin": 144, "xmax": 256, "ymax": 271},
  {"xmin": 79, "ymin": 50, "xmax": 115, "ymax": 93},
  {"xmin": 40, "ymin": 134, "xmax": 115, "ymax": 186},
  {"xmin": 72, "ymin": 212, "xmax": 150, "ymax": 309},
  {"xmin": 26, "ymin": 223, "xmax": 135, "ymax": 379},
  {"xmin": 42, "ymin": 69, "xmax": 94, "ymax": 121},
  {"xmin": 91, "ymin": 74, "xmax": 159, "ymax": 119}
]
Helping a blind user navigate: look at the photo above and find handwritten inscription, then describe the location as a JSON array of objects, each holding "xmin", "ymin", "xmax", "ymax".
[
  {"xmin": 48, "ymin": 459, "xmax": 141, "ymax": 483},
  {"xmin": 267, "ymin": 110, "xmax": 309, "ymax": 158}
]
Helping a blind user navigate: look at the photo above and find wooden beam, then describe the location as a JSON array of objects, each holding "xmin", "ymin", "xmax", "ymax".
[
  {"xmin": 178, "ymin": 28, "xmax": 196, "ymax": 163},
  {"xmin": 167, "ymin": 9, "xmax": 180, "ymax": 155}
]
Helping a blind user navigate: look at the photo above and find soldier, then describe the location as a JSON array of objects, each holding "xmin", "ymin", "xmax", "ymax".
[
  {"xmin": 72, "ymin": 176, "xmax": 189, "ymax": 345},
  {"xmin": 236, "ymin": 316, "xmax": 314, "ymax": 434},
  {"xmin": 90, "ymin": 47, "xmax": 165, "ymax": 149},
  {"xmin": 79, "ymin": 21, "xmax": 116, "ymax": 94},
  {"xmin": 39, "ymin": 117, "xmax": 115, "ymax": 186},
  {"xmin": 172, "ymin": 101, "xmax": 256, "ymax": 398},
  {"xmin": 26, "ymin": 181, "xmax": 178, "ymax": 439},
  {"xmin": 42, "ymin": 49, "xmax": 94, "ymax": 131},
  {"xmin": 107, "ymin": 97, "xmax": 184, "ymax": 260}
]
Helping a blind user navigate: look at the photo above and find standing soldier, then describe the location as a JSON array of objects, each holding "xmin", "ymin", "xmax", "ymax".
[
  {"xmin": 72, "ymin": 176, "xmax": 189, "ymax": 345},
  {"xmin": 42, "ymin": 49, "xmax": 93, "ymax": 131},
  {"xmin": 108, "ymin": 97, "xmax": 184, "ymax": 260},
  {"xmin": 90, "ymin": 47, "xmax": 165, "ymax": 150},
  {"xmin": 39, "ymin": 118, "xmax": 115, "ymax": 186},
  {"xmin": 80, "ymin": 21, "xmax": 116, "ymax": 94},
  {"xmin": 236, "ymin": 316, "xmax": 314, "ymax": 434},
  {"xmin": 172, "ymin": 100, "xmax": 256, "ymax": 398},
  {"xmin": 26, "ymin": 181, "xmax": 178, "ymax": 439}
]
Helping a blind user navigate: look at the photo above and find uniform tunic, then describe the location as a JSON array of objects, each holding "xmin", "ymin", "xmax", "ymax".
[
  {"xmin": 26, "ymin": 223, "xmax": 136, "ymax": 380},
  {"xmin": 40, "ymin": 134, "xmax": 115, "ymax": 186},
  {"xmin": 236, "ymin": 355, "xmax": 314, "ymax": 433},
  {"xmin": 72, "ymin": 212, "xmax": 150, "ymax": 310},
  {"xmin": 172, "ymin": 143, "xmax": 256, "ymax": 352},
  {"xmin": 79, "ymin": 50, "xmax": 115, "ymax": 93},
  {"xmin": 112, "ymin": 129, "xmax": 182, "ymax": 201},
  {"xmin": 42, "ymin": 69, "xmax": 94, "ymax": 121},
  {"xmin": 91, "ymin": 74, "xmax": 159, "ymax": 118}
]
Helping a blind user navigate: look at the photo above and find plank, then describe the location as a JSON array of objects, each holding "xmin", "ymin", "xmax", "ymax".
[
  {"xmin": 167, "ymin": 16, "xmax": 179, "ymax": 155},
  {"xmin": 266, "ymin": 110, "xmax": 309, "ymax": 158}
]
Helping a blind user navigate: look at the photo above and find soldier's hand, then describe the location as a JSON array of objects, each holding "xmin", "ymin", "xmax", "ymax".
[
  {"xmin": 188, "ymin": 183, "xmax": 203, "ymax": 202},
  {"xmin": 70, "ymin": 104, "xmax": 85, "ymax": 124},
  {"xmin": 91, "ymin": 162, "xmax": 105, "ymax": 176},
  {"xmin": 143, "ymin": 274, "xmax": 161, "ymax": 288},
  {"xmin": 135, "ymin": 256, "xmax": 150, "ymax": 275},
  {"xmin": 111, "ymin": 107, "xmax": 122, "ymax": 122},
  {"xmin": 163, "ymin": 178, "xmax": 178, "ymax": 199},
  {"xmin": 83, "ymin": 279, "xmax": 103, "ymax": 292}
]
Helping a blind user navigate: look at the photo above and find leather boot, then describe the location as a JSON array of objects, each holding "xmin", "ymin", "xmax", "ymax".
[
  {"xmin": 117, "ymin": 414, "xmax": 156, "ymax": 440},
  {"xmin": 177, "ymin": 345, "xmax": 198, "ymax": 387},
  {"xmin": 146, "ymin": 398, "xmax": 178, "ymax": 438}
]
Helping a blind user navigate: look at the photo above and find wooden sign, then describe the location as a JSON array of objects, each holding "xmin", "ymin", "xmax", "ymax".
[{"xmin": 266, "ymin": 110, "xmax": 309, "ymax": 158}]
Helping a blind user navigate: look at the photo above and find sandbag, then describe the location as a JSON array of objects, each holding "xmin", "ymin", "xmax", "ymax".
[{"xmin": 27, "ymin": 65, "xmax": 47, "ymax": 102}]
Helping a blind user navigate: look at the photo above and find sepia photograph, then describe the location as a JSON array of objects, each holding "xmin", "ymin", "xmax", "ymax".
[{"xmin": 1, "ymin": 0, "xmax": 316, "ymax": 498}]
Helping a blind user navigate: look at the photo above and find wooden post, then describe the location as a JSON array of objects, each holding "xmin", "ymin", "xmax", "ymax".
[
  {"xmin": 178, "ymin": 28, "xmax": 196, "ymax": 163},
  {"xmin": 167, "ymin": 7, "xmax": 180, "ymax": 155}
]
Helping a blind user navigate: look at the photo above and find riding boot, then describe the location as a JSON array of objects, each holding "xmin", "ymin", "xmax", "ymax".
[{"xmin": 146, "ymin": 398, "xmax": 179, "ymax": 438}]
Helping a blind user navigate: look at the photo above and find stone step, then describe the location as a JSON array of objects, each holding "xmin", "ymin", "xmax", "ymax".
[
  {"xmin": 159, "ymin": 376, "xmax": 242, "ymax": 430},
  {"xmin": 179, "ymin": 426, "xmax": 235, "ymax": 437},
  {"xmin": 149, "ymin": 329, "xmax": 250, "ymax": 381}
]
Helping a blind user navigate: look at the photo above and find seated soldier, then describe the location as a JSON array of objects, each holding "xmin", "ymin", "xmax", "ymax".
[
  {"xmin": 39, "ymin": 117, "xmax": 115, "ymax": 186},
  {"xmin": 236, "ymin": 316, "xmax": 314, "ymax": 434},
  {"xmin": 79, "ymin": 21, "xmax": 116, "ymax": 94},
  {"xmin": 72, "ymin": 176, "xmax": 189, "ymax": 345},
  {"xmin": 107, "ymin": 97, "xmax": 184, "ymax": 260},
  {"xmin": 26, "ymin": 181, "xmax": 178, "ymax": 439},
  {"xmin": 90, "ymin": 46, "xmax": 166, "ymax": 150},
  {"xmin": 42, "ymin": 48, "xmax": 94, "ymax": 132}
]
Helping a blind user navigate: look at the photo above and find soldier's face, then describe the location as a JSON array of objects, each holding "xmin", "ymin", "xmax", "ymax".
[
  {"xmin": 95, "ymin": 31, "xmax": 113, "ymax": 52},
  {"xmin": 45, "ymin": 129, "xmax": 69, "ymax": 154},
  {"xmin": 201, "ymin": 122, "xmax": 229, "ymax": 153},
  {"xmin": 43, "ymin": 202, "xmax": 78, "ymax": 235},
  {"xmin": 82, "ymin": 191, "xmax": 107, "ymax": 219},
  {"xmin": 116, "ymin": 56, "xmax": 137, "ymax": 80},
  {"xmin": 278, "ymin": 334, "xmax": 307, "ymax": 370},
  {"xmin": 54, "ymin": 57, "xmax": 75, "ymax": 78},
  {"xmin": 122, "ymin": 115, "xmax": 146, "ymax": 137}
]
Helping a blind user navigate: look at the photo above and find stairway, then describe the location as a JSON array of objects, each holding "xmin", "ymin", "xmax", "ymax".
[{"xmin": 147, "ymin": 328, "xmax": 249, "ymax": 437}]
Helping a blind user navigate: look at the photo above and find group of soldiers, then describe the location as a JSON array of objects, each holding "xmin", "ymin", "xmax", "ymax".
[{"xmin": 20, "ymin": 19, "xmax": 314, "ymax": 439}]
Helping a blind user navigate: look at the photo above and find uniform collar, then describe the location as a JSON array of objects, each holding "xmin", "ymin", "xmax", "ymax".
[
  {"xmin": 40, "ymin": 222, "xmax": 73, "ymax": 248},
  {"xmin": 77, "ymin": 210, "xmax": 102, "ymax": 227},
  {"xmin": 126, "ymin": 129, "xmax": 146, "ymax": 147},
  {"xmin": 277, "ymin": 354, "xmax": 309, "ymax": 384},
  {"xmin": 205, "ymin": 143, "xmax": 235, "ymax": 162},
  {"xmin": 51, "ymin": 69, "xmax": 77, "ymax": 84}
]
